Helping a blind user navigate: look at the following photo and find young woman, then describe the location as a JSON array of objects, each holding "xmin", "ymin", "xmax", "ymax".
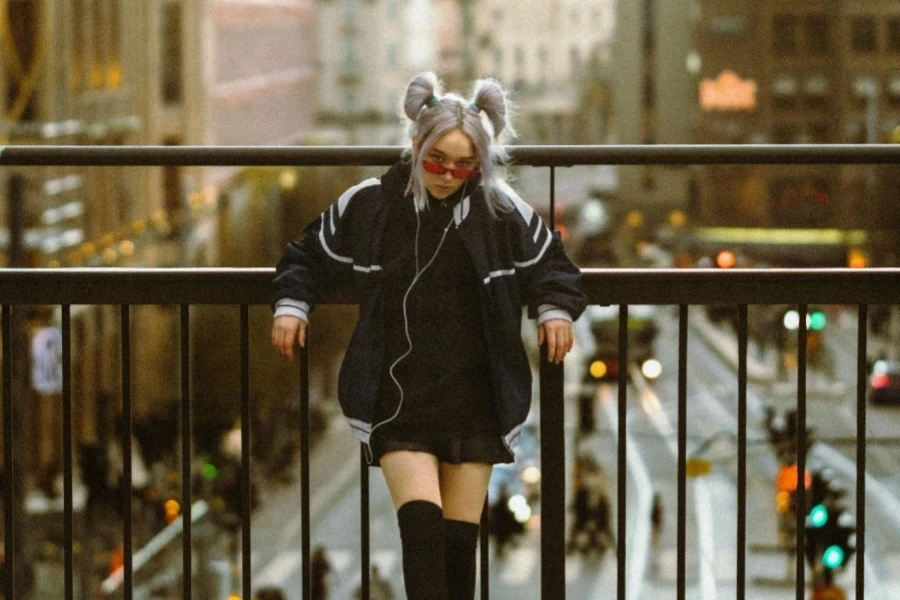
[{"xmin": 272, "ymin": 71, "xmax": 586, "ymax": 599}]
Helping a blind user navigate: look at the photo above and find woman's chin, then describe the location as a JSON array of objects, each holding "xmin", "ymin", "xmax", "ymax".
[{"xmin": 427, "ymin": 186, "xmax": 456, "ymax": 199}]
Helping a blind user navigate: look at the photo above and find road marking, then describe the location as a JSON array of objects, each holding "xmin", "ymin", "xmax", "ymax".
[
  {"xmin": 329, "ymin": 548, "xmax": 354, "ymax": 574},
  {"xmin": 630, "ymin": 366, "xmax": 719, "ymax": 600},
  {"xmin": 371, "ymin": 549, "xmax": 398, "ymax": 578},
  {"xmin": 599, "ymin": 385, "xmax": 653, "ymax": 600},
  {"xmin": 255, "ymin": 550, "xmax": 303, "ymax": 587},
  {"xmin": 565, "ymin": 555, "xmax": 582, "ymax": 581},
  {"xmin": 498, "ymin": 547, "xmax": 538, "ymax": 584},
  {"xmin": 694, "ymin": 479, "xmax": 718, "ymax": 600}
]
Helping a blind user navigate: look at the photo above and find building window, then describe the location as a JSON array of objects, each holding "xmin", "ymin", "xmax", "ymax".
[
  {"xmin": 773, "ymin": 15, "xmax": 798, "ymax": 55},
  {"xmin": 538, "ymin": 47, "xmax": 548, "ymax": 91},
  {"xmin": 90, "ymin": 0, "xmax": 105, "ymax": 88},
  {"xmin": 809, "ymin": 122, "xmax": 831, "ymax": 144},
  {"xmin": 887, "ymin": 18, "xmax": 900, "ymax": 52},
  {"xmin": 772, "ymin": 123, "xmax": 799, "ymax": 144},
  {"xmin": 161, "ymin": 2, "xmax": 183, "ymax": 104},
  {"xmin": 570, "ymin": 46, "xmax": 581, "ymax": 76},
  {"xmin": 803, "ymin": 15, "xmax": 830, "ymax": 55},
  {"xmin": 514, "ymin": 46, "xmax": 525, "ymax": 85},
  {"xmin": 851, "ymin": 17, "xmax": 877, "ymax": 53},
  {"xmin": 107, "ymin": 0, "xmax": 122, "ymax": 88},
  {"xmin": 889, "ymin": 77, "xmax": 900, "ymax": 109},
  {"xmin": 771, "ymin": 75, "xmax": 798, "ymax": 111},
  {"xmin": 71, "ymin": 0, "xmax": 85, "ymax": 90},
  {"xmin": 802, "ymin": 74, "xmax": 831, "ymax": 110},
  {"xmin": 387, "ymin": 43, "xmax": 397, "ymax": 68}
]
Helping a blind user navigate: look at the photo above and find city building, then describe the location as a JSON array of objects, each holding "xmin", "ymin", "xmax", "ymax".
[
  {"xmin": 316, "ymin": 0, "xmax": 435, "ymax": 145},
  {"xmin": 690, "ymin": 0, "xmax": 900, "ymax": 265},
  {"xmin": 612, "ymin": 0, "xmax": 695, "ymax": 222},
  {"xmin": 0, "ymin": 0, "xmax": 318, "ymax": 480}
]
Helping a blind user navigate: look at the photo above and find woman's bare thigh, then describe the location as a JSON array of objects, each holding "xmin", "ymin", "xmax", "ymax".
[
  {"xmin": 380, "ymin": 451, "xmax": 442, "ymax": 509},
  {"xmin": 439, "ymin": 462, "xmax": 493, "ymax": 523}
]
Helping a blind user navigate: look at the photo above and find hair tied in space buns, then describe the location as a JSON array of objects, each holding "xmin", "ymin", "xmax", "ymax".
[
  {"xmin": 403, "ymin": 72, "xmax": 442, "ymax": 121},
  {"xmin": 471, "ymin": 78, "xmax": 509, "ymax": 138}
]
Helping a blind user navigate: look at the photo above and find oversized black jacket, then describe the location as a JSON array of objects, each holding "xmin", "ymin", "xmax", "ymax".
[{"xmin": 272, "ymin": 162, "xmax": 587, "ymax": 455}]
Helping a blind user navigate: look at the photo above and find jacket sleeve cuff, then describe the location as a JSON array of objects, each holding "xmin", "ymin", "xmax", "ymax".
[
  {"xmin": 537, "ymin": 304, "xmax": 572, "ymax": 325},
  {"xmin": 274, "ymin": 299, "xmax": 309, "ymax": 322}
]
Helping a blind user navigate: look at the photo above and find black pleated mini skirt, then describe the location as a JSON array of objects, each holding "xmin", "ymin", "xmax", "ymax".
[{"xmin": 370, "ymin": 432, "xmax": 514, "ymax": 467}]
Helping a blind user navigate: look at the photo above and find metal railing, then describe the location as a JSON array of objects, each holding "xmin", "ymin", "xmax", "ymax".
[{"xmin": 2, "ymin": 144, "xmax": 900, "ymax": 600}]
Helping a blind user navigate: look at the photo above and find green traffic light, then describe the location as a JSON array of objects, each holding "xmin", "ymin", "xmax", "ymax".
[
  {"xmin": 202, "ymin": 462, "xmax": 219, "ymax": 480},
  {"xmin": 822, "ymin": 544, "xmax": 845, "ymax": 569},
  {"xmin": 809, "ymin": 311, "xmax": 827, "ymax": 331},
  {"xmin": 809, "ymin": 504, "xmax": 829, "ymax": 527}
]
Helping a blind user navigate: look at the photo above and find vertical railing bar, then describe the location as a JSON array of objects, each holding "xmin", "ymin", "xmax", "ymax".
[
  {"xmin": 2, "ymin": 306, "xmax": 13, "ymax": 600},
  {"xmin": 795, "ymin": 304, "xmax": 808, "ymax": 599},
  {"xmin": 616, "ymin": 304, "xmax": 628, "ymax": 600},
  {"xmin": 300, "ymin": 341, "xmax": 311, "ymax": 600},
  {"xmin": 240, "ymin": 305, "xmax": 252, "ymax": 600},
  {"xmin": 480, "ymin": 499, "xmax": 490, "ymax": 599},
  {"xmin": 360, "ymin": 445, "xmax": 370, "ymax": 600},
  {"xmin": 856, "ymin": 304, "xmax": 868, "ymax": 599},
  {"xmin": 736, "ymin": 304, "xmax": 748, "ymax": 600},
  {"xmin": 677, "ymin": 305, "xmax": 688, "ymax": 600},
  {"xmin": 180, "ymin": 304, "xmax": 192, "ymax": 598},
  {"xmin": 540, "ymin": 163, "xmax": 565, "ymax": 599},
  {"xmin": 539, "ymin": 344, "xmax": 566, "ymax": 596},
  {"xmin": 62, "ymin": 305, "xmax": 74, "ymax": 598},
  {"xmin": 548, "ymin": 166, "xmax": 556, "ymax": 230},
  {"xmin": 121, "ymin": 304, "xmax": 134, "ymax": 599}
]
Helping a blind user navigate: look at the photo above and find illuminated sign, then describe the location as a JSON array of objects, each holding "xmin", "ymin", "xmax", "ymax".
[{"xmin": 700, "ymin": 70, "xmax": 758, "ymax": 111}]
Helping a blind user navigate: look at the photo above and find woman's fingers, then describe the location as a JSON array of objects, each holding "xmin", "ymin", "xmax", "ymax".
[
  {"xmin": 271, "ymin": 316, "xmax": 307, "ymax": 361},
  {"xmin": 540, "ymin": 320, "xmax": 574, "ymax": 364}
]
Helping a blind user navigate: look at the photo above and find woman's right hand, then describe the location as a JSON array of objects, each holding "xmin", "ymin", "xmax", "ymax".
[{"xmin": 271, "ymin": 315, "xmax": 307, "ymax": 361}]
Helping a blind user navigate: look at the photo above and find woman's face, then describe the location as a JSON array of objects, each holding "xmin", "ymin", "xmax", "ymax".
[{"xmin": 420, "ymin": 128, "xmax": 479, "ymax": 200}]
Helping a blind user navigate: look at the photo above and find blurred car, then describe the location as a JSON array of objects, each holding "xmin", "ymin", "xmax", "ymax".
[
  {"xmin": 869, "ymin": 360, "xmax": 900, "ymax": 405},
  {"xmin": 581, "ymin": 305, "xmax": 661, "ymax": 385}
]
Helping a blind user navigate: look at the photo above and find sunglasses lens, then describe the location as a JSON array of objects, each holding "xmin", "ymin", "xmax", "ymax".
[
  {"xmin": 423, "ymin": 161, "xmax": 446, "ymax": 175},
  {"xmin": 423, "ymin": 160, "xmax": 478, "ymax": 179},
  {"xmin": 452, "ymin": 168, "xmax": 477, "ymax": 179}
]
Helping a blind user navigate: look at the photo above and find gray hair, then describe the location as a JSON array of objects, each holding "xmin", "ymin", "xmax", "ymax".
[{"xmin": 402, "ymin": 72, "xmax": 517, "ymax": 217}]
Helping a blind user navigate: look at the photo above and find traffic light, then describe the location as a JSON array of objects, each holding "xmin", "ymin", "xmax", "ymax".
[{"xmin": 804, "ymin": 470, "xmax": 856, "ymax": 574}]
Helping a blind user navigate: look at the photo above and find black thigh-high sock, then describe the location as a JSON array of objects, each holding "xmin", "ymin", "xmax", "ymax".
[
  {"xmin": 444, "ymin": 519, "xmax": 480, "ymax": 600},
  {"xmin": 397, "ymin": 500, "xmax": 449, "ymax": 600}
]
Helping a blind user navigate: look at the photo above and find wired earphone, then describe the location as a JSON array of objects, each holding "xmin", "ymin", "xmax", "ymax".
[{"xmin": 368, "ymin": 178, "xmax": 470, "ymax": 444}]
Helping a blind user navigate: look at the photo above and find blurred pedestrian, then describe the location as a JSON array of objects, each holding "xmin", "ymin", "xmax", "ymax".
[
  {"xmin": 354, "ymin": 565, "xmax": 395, "ymax": 600},
  {"xmin": 490, "ymin": 483, "xmax": 520, "ymax": 558},
  {"xmin": 253, "ymin": 587, "xmax": 287, "ymax": 600},
  {"xmin": 651, "ymin": 492, "xmax": 664, "ymax": 547},
  {"xmin": 310, "ymin": 546, "xmax": 332, "ymax": 600},
  {"xmin": 272, "ymin": 71, "xmax": 586, "ymax": 600}
]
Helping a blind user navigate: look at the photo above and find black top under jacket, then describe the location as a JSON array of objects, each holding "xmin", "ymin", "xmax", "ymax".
[{"xmin": 374, "ymin": 182, "xmax": 499, "ymax": 440}]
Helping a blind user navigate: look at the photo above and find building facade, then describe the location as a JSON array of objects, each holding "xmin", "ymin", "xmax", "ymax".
[
  {"xmin": 0, "ymin": 0, "xmax": 319, "ymax": 478},
  {"xmin": 612, "ymin": 0, "xmax": 695, "ymax": 223},
  {"xmin": 691, "ymin": 0, "xmax": 900, "ymax": 265}
]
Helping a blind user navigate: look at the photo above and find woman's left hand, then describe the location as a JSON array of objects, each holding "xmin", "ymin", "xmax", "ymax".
[{"xmin": 538, "ymin": 319, "xmax": 574, "ymax": 364}]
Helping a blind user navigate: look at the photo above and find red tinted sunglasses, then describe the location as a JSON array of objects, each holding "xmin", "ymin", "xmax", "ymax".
[{"xmin": 422, "ymin": 160, "xmax": 480, "ymax": 180}]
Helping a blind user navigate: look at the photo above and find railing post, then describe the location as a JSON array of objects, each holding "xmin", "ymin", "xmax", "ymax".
[{"xmin": 539, "ymin": 353, "xmax": 566, "ymax": 598}]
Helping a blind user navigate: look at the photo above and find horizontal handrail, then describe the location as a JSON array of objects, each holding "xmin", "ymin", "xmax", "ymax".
[
  {"xmin": 1, "ymin": 144, "xmax": 900, "ymax": 167},
  {"xmin": 1, "ymin": 267, "xmax": 899, "ymax": 305}
]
